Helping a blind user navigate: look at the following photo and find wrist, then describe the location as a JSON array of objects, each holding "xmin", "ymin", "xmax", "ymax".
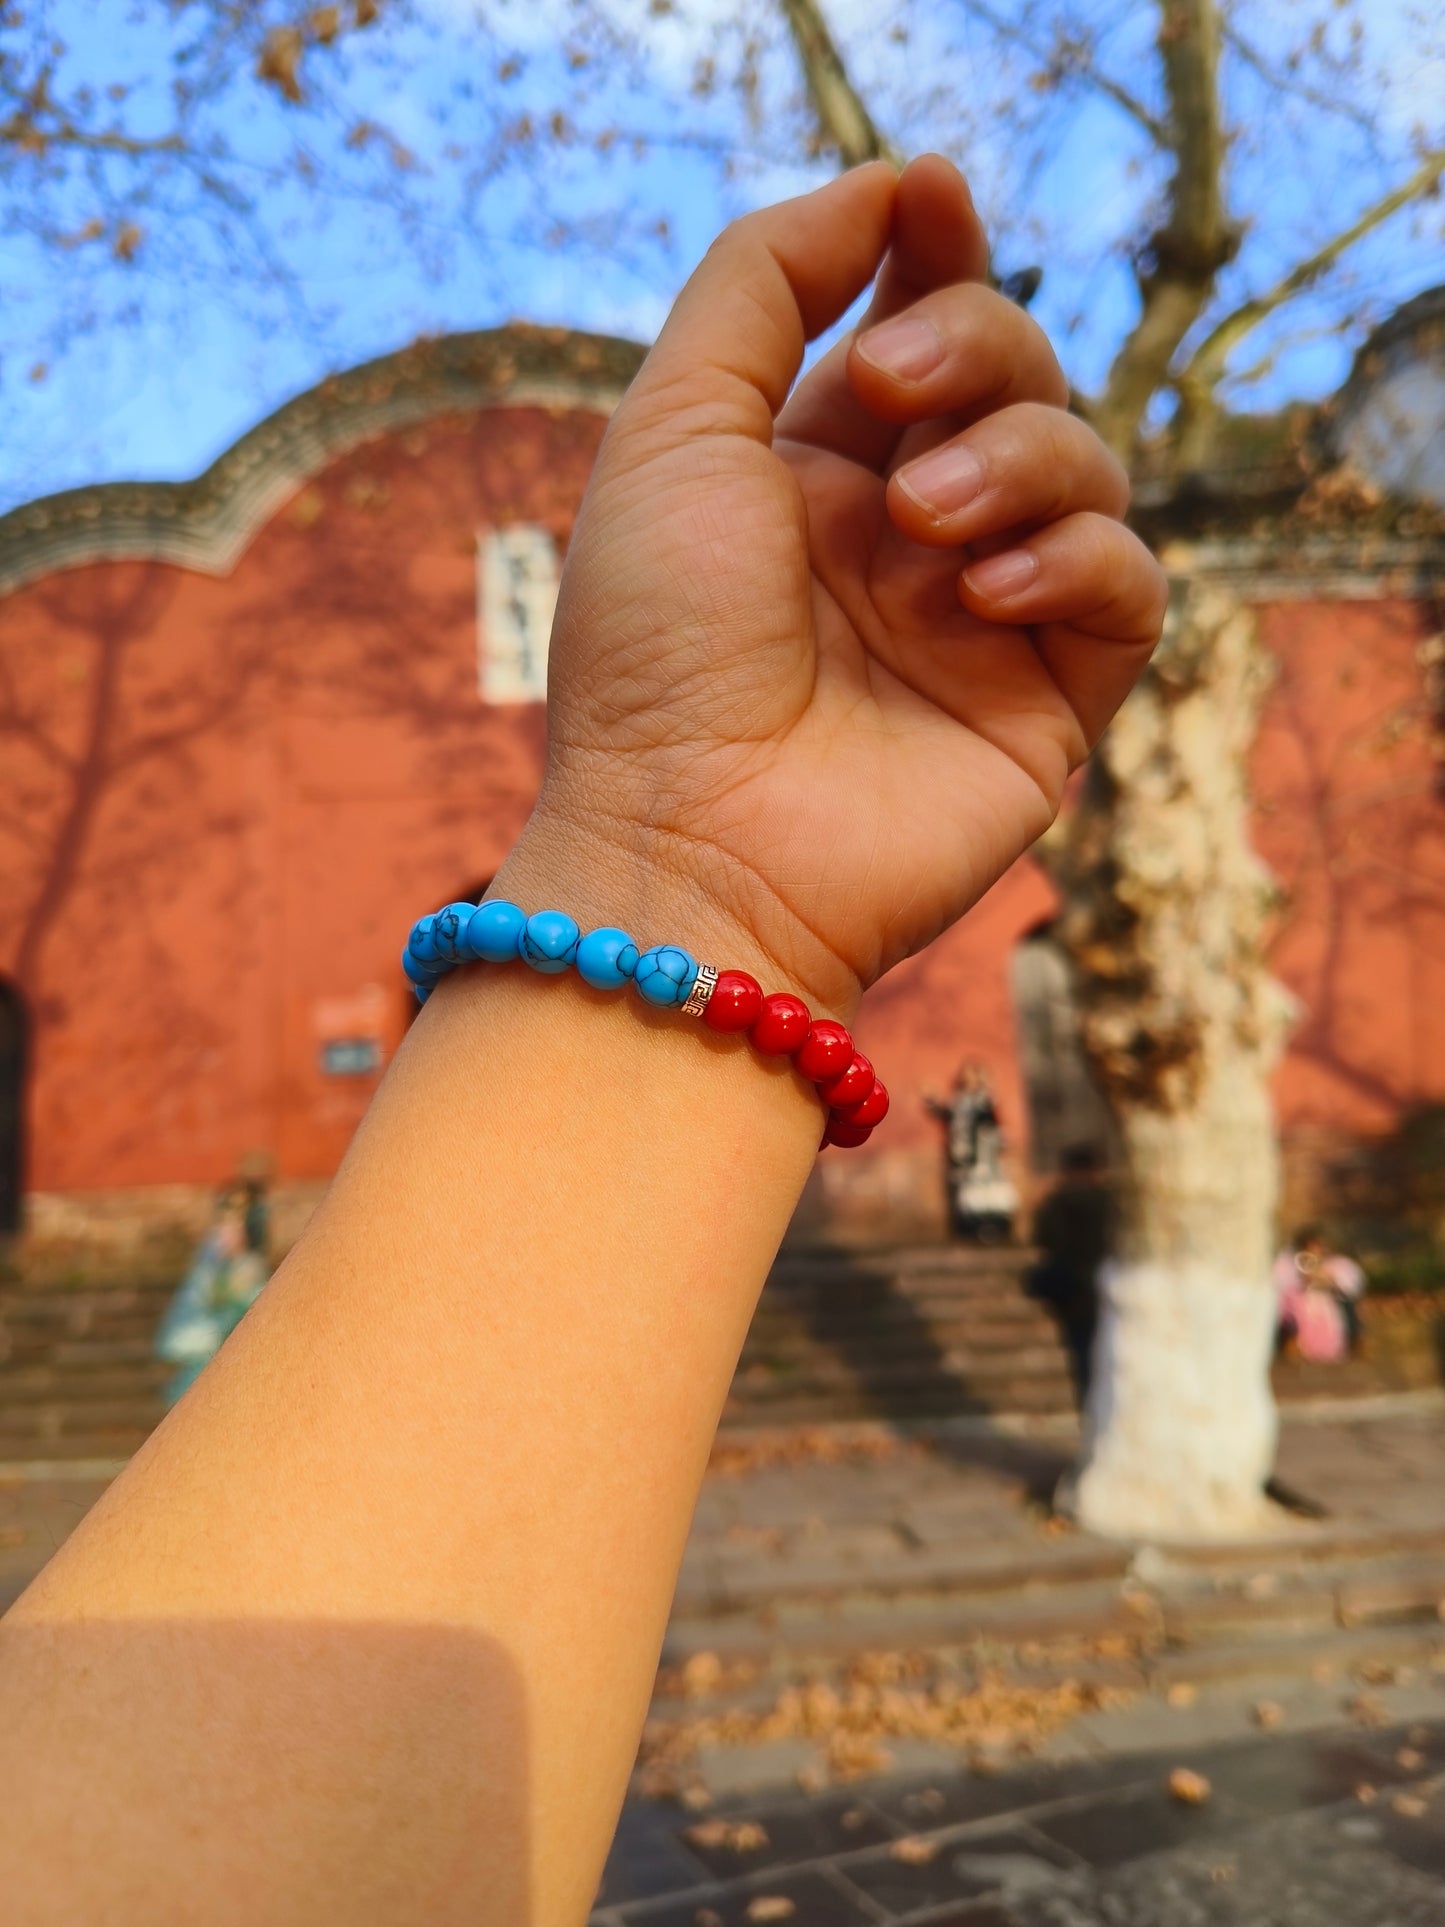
[{"xmin": 491, "ymin": 789, "xmax": 863, "ymax": 1023}]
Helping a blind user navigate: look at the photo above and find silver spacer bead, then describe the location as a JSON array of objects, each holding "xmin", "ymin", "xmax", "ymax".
[{"xmin": 681, "ymin": 961, "xmax": 719, "ymax": 1019}]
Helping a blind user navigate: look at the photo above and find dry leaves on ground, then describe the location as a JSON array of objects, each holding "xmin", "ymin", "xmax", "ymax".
[
  {"xmin": 706, "ymin": 1426, "xmax": 931, "ymax": 1478},
  {"xmin": 1167, "ymin": 1768, "xmax": 1212, "ymax": 1805},
  {"xmin": 1391, "ymin": 1794, "xmax": 1429, "ymax": 1819},
  {"xmin": 684, "ymin": 1819, "xmax": 769, "ymax": 1854},
  {"xmin": 1253, "ymin": 1700, "xmax": 1286, "ymax": 1730},
  {"xmin": 1396, "ymin": 1747, "xmax": 1425, "ymax": 1771},
  {"xmin": 745, "ymin": 1899, "xmax": 796, "ymax": 1922},
  {"xmin": 1167, "ymin": 1683, "xmax": 1198, "ymax": 1709},
  {"xmin": 640, "ymin": 1652, "xmax": 1130, "ymax": 1785}
]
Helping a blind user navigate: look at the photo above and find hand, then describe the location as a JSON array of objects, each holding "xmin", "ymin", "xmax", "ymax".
[{"xmin": 504, "ymin": 156, "xmax": 1166, "ymax": 1015}]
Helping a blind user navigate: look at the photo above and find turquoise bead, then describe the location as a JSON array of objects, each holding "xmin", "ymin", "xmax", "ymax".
[
  {"xmin": 634, "ymin": 944, "xmax": 699, "ymax": 1008},
  {"xmin": 466, "ymin": 899, "xmax": 527, "ymax": 963},
  {"xmin": 408, "ymin": 913, "xmax": 443, "ymax": 967},
  {"xmin": 401, "ymin": 944, "xmax": 441, "ymax": 988},
  {"xmin": 575, "ymin": 926, "xmax": 639, "ymax": 990},
  {"xmin": 520, "ymin": 909, "xmax": 580, "ymax": 974},
  {"xmin": 432, "ymin": 900, "xmax": 477, "ymax": 964},
  {"xmin": 414, "ymin": 983, "xmax": 432, "ymax": 1005}
]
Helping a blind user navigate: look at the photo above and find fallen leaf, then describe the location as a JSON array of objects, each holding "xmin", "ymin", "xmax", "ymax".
[
  {"xmin": 1355, "ymin": 1783, "xmax": 1377, "ymax": 1804},
  {"xmin": 1168, "ymin": 1768, "xmax": 1212, "ymax": 1806},
  {"xmin": 745, "ymin": 1900, "xmax": 796, "ymax": 1923},
  {"xmin": 1396, "ymin": 1747, "xmax": 1425, "ymax": 1771},
  {"xmin": 1391, "ymin": 1794, "xmax": 1428, "ymax": 1819},
  {"xmin": 1347, "ymin": 1693, "xmax": 1389, "ymax": 1727},
  {"xmin": 681, "ymin": 1652, "xmax": 723, "ymax": 1698},
  {"xmin": 1167, "ymin": 1682, "xmax": 1198, "ymax": 1709},
  {"xmin": 1253, "ymin": 1700, "xmax": 1286, "ymax": 1730},
  {"xmin": 1355, "ymin": 1661, "xmax": 1397, "ymax": 1686},
  {"xmin": 890, "ymin": 1836, "xmax": 937, "ymax": 1864}
]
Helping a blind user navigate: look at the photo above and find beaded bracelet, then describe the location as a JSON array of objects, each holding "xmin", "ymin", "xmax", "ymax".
[{"xmin": 402, "ymin": 899, "xmax": 889, "ymax": 1149}]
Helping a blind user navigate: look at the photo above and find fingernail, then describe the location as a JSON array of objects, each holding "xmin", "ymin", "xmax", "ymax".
[
  {"xmin": 897, "ymin": 444, "xmax": 986, "ymax": 516},
  {"xmin": 856, "ymin": 316, "xmax": 944, "ymax": 382},
  {"xmin": 963, "ymin": 549, "xmax": 1038, "ymax": 600}
]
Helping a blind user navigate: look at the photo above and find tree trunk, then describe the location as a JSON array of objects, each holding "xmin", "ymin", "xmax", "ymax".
[{"xmin": 1057, "ymin": 582, "xmax": 1296, "ymax": 1542}]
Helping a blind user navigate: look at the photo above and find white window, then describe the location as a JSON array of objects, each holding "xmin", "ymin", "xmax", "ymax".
[{"xmin": 477, "ymin": 525, "xmax": 560, "ymax": 703}]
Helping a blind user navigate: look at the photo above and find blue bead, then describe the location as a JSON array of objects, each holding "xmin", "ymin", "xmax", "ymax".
[
  {"xmin": 520, "ymin": 909, "xmax": 580, "ymax": 974},
  {"xmin": 401, "ymin": 944, "xmax": 442, "ymax": 988},
  {"xmin": 432, "ymin": 900, "xmax": 477, "ymax": 964},
  {"xmin": 414, "ymin": 983, "xmax": 432, "ymax": 1005},
  {"xmin": 465, "ymin": 899, "xmax": 527, "ymax": 963},
  {"xmin": 633, "ymin": 944, "xmax": 699, "ymax": 1008},
  {"xmin": 575, "ymin": 926, "xmax": 639, "ymax": 990},
  {"xmin": 408, "ymin": 913, "xmax": 443, "ymax": 968}
]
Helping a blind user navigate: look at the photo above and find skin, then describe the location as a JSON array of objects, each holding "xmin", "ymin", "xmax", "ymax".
[{"xmin": 0, "ymin": 157, "xmax": 1164, "ymax": 1924}]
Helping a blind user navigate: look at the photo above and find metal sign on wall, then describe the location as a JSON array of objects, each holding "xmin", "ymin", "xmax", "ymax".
[{"xmin": 477, "ymin": 525, "xmax": 559, "ymax": 703}]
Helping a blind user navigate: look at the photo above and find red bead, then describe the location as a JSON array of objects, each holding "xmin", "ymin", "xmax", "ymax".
[
  {"xmin": 819, "ymin": 1051, "xmax": 874, "ymax": 1108},
  {"xmin": 843, "ymin": 1079, "xmax": 889, "ymax": 1128},
  {"xmin": 794, "ymin": 1019, "xmax": 854, "ymax": 1083},
  {"xmin": 824, "ymin": 1115, "xmax": 873, "ymax": 1149},
  {"xmin": 703, "ymin": 969, "xmax": 763, "ymax": 1033},
  {"xmin": 749, "ymin": 992, "xmax": 811, "ymax": 1056}
]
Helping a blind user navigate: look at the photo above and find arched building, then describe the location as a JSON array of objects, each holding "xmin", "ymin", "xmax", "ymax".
[{"xmin": 2, "ymin": 314, "xmax": 1443, "ymax": 1250}]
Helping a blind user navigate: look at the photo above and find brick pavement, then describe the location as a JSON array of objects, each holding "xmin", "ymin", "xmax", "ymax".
[{"xmin": 594, "ymin": 1717, "xmax": 1445, "ymax": 1924}]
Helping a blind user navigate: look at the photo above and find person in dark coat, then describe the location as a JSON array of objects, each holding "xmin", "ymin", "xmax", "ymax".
[{"xmin": 1027, "ymin": 1143, "xmax": 1113, "ymax": 1407}]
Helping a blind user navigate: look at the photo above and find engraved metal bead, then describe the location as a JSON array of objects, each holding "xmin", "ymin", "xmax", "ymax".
[{"xmin": 680, "ymin": 961, "xmax": 719, "ymax": 1018}]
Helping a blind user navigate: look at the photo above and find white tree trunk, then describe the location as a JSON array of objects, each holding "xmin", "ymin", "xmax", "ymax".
[{"xmin": 1059, "ymin": 583, "xmax": 1296, "ymax": 1542}]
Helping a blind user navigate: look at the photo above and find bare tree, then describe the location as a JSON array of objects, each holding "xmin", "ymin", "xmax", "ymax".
[{"xmin": 780, "ymin": 0, "xmax": 1444, "ymax": 1537}]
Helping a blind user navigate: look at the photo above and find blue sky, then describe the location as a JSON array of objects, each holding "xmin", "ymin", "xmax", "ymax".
[{"xmin": 2, "ymin": 0, "xmax": 1441, "ymax": 513}]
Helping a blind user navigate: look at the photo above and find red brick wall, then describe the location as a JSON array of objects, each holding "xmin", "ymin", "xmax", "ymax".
[{"xmin": 3, "ymin": 400, "xmax": 1441, "ymax": 1236}]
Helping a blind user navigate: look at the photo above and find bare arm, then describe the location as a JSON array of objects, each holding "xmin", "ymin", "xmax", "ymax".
[{"xmin": 0, "ymin": 158, "xmax": 1164, "ymax": 1925}]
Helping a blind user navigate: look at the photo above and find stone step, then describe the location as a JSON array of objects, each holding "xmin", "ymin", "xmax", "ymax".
[
  {"xmin": 744, "ymin": 1308, "xmax": 1061, "ymax": 1345},
  {"xmin": 0, "ymin": 1396, "xmax": 165, "ymax": 1439},
  {"xmin": 739, "ymin": 1333, "xmax": 1071, "ymax": 1379},
  {"xmin": 720, "ymin": 1381, "xmax": 1075, "ymax": 1427},
  {"xmin": 661, "ymin": 1574, "xmax": 1147, "ymax": 1670},
  {"xmin": 0, "ymin": 1430, "xmax": 154, "ymax": 1465},
  {"xmin": 0, "ymin": 1365, "xmax": 171, "ymax": 1404}
]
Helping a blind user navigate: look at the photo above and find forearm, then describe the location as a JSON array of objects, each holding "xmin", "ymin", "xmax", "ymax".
[{"xmin": 0, "ymin": 835, "xmax": 828, "ymax": 1924}]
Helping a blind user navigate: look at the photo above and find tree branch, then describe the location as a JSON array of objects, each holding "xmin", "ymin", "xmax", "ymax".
[
  {"xmin": 1094, "ymin": 0, "xmax": 1240, "ymax": 462},
  {"xmin": 1177, "ymin": 149, "xmax": 1445, "ymax": 396},
  {"xmin": 777, "ymin": 0, "xmax": 902, "ymax": 168},
  {"xmin": 958, "ymin": 0, "xmax": 1168, "ymax": 144}
]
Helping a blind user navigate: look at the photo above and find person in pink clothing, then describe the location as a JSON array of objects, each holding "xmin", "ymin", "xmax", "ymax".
[{"xmin": 1275, "ymin": 1227, "xmax": 1366, "ymax": 1362}]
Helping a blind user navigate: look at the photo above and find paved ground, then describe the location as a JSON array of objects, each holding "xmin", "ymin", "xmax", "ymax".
[
  {"xmin": 5, "ymin": 1404, "xmax": 1445, "ymax": 1921},
  {"xmin": 684, "ymin": 1399, "xmax": 1445, "ymax": 1611},
  {"xmin": 594, "ymin": 1717, "xmax": 1445, "ymax": 1924}
]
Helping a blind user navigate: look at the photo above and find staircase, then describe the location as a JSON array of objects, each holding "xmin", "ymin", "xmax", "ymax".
[
  {"xmin": 0, "ymin": 1246, "xmax": 1439, "ymax": 1463},
  {"xmin": 0, "ymin": 1280, "xmax": 174, "ymax": 1461},
  {"xmin": 726, "ymin": 1244, "xmax": 1074, "ymax": 1427}
]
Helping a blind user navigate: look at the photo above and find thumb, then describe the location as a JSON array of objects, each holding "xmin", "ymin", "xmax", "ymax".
[{"xmin": 617, "ymin": 162, "xmax": 899, "ymax": 450}]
